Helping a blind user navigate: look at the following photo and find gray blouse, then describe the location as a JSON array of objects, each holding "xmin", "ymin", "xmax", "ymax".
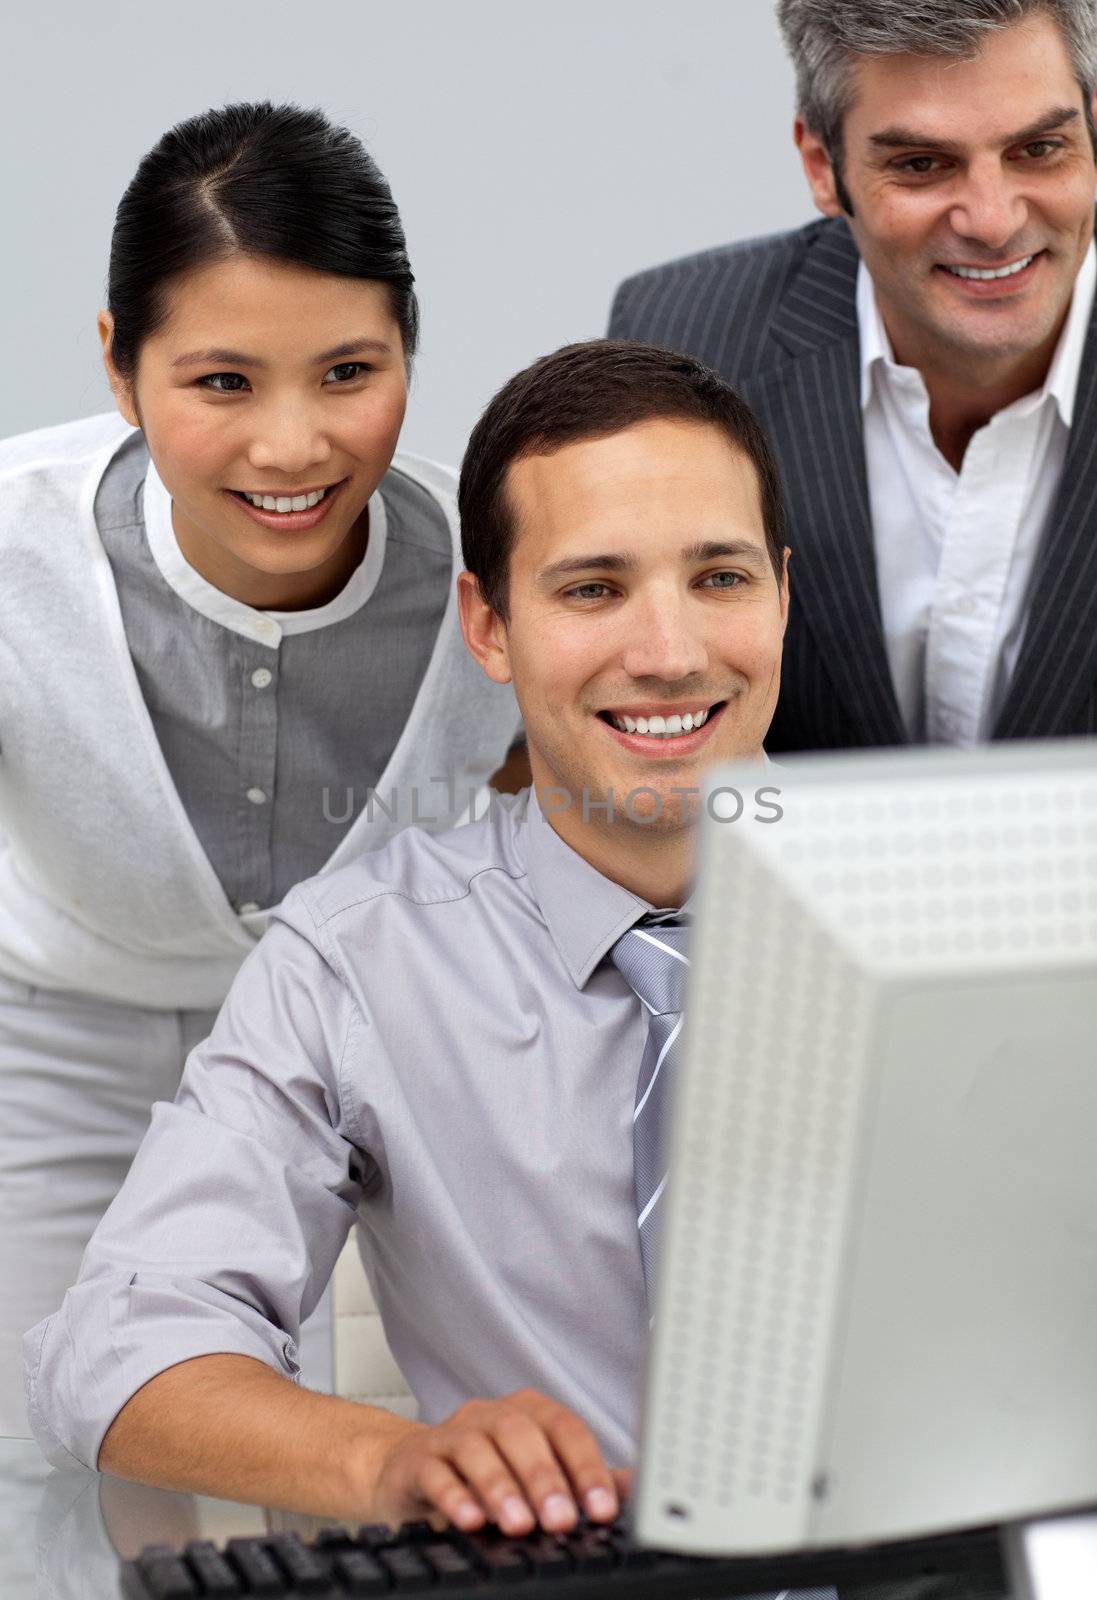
[{"xmin": 96, "ymin": 434, "xmax": 451, "ymax": 910}]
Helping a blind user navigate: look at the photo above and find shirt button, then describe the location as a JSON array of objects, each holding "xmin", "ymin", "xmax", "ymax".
[
  {"xmin": 246, "ymin": 787, "xmax": 268, "ymax": 805},
  {"xmin": 254, "ymin": 619, "xmax": 277, "ymax": 642},
  {"xmin": 251, "ymin": 667, "xmax": 273, "ymax": 689},
  {"xmin": 954, "ymin": 595, "xmax": 977, "ymax": 617},
  {"xmin": 237, "ymin": 901, "xmax": 261, "ymax": 916}
]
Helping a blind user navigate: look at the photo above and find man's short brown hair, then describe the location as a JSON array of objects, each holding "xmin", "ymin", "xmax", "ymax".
[{"xmin": 459, "ymin": 339, "xmax": 787, "ymax": 619}]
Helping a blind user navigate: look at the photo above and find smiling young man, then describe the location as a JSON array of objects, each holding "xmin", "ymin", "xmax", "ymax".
[
  {"xmin": 611, "ymin": 0, "xmax": 1097, "ymax": 753},
  {"xmin": 26, "ymin": 342, "xmax": 789, "ymax": 1539}
]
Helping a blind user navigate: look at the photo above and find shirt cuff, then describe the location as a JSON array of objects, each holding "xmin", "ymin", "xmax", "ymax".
[{"xmin": 25, "ymin": 1273, "xmax": 300, "ymax": 1471}]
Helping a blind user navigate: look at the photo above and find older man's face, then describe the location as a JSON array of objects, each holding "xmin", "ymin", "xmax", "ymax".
[{"xmin": 801, "ymin": 13, "xmax": 1097, "ymax": 375}]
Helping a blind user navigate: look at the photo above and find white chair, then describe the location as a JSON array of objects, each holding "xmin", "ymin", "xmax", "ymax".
[{"xmin": 331, "ymin": 1232, "xmax": 417, "ymax": 1418}]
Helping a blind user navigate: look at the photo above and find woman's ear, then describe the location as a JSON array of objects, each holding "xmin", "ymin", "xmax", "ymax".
[{"xmin": 97, "ymin": 311, "xmax": 139, "ymax": 428}]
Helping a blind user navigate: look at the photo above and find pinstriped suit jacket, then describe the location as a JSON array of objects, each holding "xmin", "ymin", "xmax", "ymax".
[{"xmin": 609, "ymin": 216, "xmax": 1097, "ymax": 754}]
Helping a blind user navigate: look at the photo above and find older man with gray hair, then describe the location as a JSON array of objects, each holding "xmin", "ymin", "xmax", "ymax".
[{"xmin": 612, "ymin": 0, "xmax": 1097, "ymax": 755}]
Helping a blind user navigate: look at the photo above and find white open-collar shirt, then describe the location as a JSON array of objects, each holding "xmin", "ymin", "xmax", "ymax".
[{"xmin": 858, "ymin": 243, "xmax": 1096, "ymax": 745}]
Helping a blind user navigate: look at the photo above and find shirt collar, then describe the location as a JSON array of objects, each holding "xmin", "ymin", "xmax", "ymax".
[
  {"xmin": 521, "ymin": 788, "xmax": 652, "ymax": 990},
  {"xmin": 856, "ymin": 243, "xmax": 1097, "ymax": 426},
  {"xmin": 141, "ymin": 457, "xmax": 388, "ymax": 647},
  {"xmin": 519, "ymin": 752, "xmax": 775, "ymax": 986}
]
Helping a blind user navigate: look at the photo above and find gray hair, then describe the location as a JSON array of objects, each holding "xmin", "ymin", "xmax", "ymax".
[{"xmin": 776, "ymin": 0, "xmax": 1097, "ymax": 154}]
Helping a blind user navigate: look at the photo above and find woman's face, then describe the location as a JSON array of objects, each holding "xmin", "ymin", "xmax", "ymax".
[{"xmin": 100, "ymin": 253, "xmax": 408, "ymax": 608}]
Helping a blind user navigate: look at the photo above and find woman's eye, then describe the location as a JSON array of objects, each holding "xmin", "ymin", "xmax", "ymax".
[
  {"xmin": 199, "ymin": 372, "xmax": 249, "ymax": 393},
  {"xmin": 700, "ymin": 570, "xmax": 744, "ymax": 590},
  {"xmin": 323, "ymin": 362, "xmax": 371, "ymax": 384}
]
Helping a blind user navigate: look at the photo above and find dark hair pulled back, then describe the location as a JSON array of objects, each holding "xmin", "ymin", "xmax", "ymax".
[{"xmin": 107, "ymin": 101, "xmax": 418, "ymax": 381}]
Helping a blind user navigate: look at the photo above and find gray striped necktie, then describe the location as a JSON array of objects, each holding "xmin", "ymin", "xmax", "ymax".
[{"xmin": 610, "ymin": 912, "xmax": 690, "ymax": 1306}]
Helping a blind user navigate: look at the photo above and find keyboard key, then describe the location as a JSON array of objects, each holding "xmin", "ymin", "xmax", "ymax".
[
  {"xmin": 358, "ymin": 1524, "xmax": 398, "ymax": 1551},
  {"xmin": 463, "ymin": 1533, "xmax": 530, "ymax": 1581},
  {"xmin": 331, "ymin": 1548, "xmax": 390, "ymax": 1595},
  {"xmin": 422, "ymin": 1540, "xmax": 477, "ymax": 1585},
  {"xmin": 568, "ymin": 1530, "xmax": 614, "ymax": 1573},
  {"xmin": 378, "ymin": 1545, "xmax": 434, "ymax": 1588},
  {"xmin": 183, "ymin": 1540, "xmax": 243, "ymax": 1595},
  {"xmin": 225, "ymin": 1537, "xmax": 286, "ymax": 1595},
  {"xmin": 134, "ymin": 1549, "xmax": 198, "ymax": 1600},
  {"xmin": 313, "ymin": 1527, "xmax": 355, "ymax": 1549},
  {"xmin": 523, "ymin": 1533, "xmax": 572, "ymax": 1577},
  {"xmin": 267, "ymin": 1531, "xmax": 333, "ymax": 1593}
]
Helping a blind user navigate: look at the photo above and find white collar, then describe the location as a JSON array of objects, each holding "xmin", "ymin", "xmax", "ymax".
[
  {"xmin": 856, "ymin": 243, "xmax": 1096, "ymax": 425},
  {"xmin": 141, "ymin": 457, "xmax": 388, "ymax": 647}
]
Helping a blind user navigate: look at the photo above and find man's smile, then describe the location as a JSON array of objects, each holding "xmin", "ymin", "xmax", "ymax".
[{"xmin": 596, "ymin": 699, "xmax": 729, "ymax": 752}]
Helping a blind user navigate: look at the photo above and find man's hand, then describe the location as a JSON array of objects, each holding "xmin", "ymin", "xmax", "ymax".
[
  {"xmin": 98, "ymin": 1357, "xmax": 631, "ymax": 1532},
  {"xmin": 366, "ymin": 1388, "xmax": 629, "ymax": 1535}
]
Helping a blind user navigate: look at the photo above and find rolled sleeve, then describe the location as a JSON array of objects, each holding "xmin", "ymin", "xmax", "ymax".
[{"xmin": 25, "ymin": 888, "xmax": 364, "ymax": 1468}]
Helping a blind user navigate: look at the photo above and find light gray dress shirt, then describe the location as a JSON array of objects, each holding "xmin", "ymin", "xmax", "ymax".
[
  {"xmin": 26, "ymin": 790, "xmax": 656, "ymax": 1471},
  {"xmin": 96, "ymin": 433, "xmax": 451, "ymax": 911}
]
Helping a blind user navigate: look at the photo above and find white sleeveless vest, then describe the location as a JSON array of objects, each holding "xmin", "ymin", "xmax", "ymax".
[{"xmin": 0, "ymin": 414, "xmax": 518, "ymax": 1008}]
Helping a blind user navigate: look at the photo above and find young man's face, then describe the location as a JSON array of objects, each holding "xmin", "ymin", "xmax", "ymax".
[
  {"xmin": 474, "ymin": 417, "xmax": 787, "ymax": 840},
  {"xmin": 798, "ymin": 13, "xmax": 1097, "ymax": 372}
]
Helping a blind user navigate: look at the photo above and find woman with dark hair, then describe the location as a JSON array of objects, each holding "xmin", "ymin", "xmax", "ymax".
[{"xmin": 0, "ymin": 102, "xmax": 518, "ymax": 1430}]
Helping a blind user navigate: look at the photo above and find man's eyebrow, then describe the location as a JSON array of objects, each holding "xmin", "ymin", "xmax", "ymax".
[
  {"xmin": 170, "ymin": 337, "xmax": 393, "ymax": 370},
  {"xmin": 538, "ymin": 538, "xmax": 768, "ymax": 582},
  {"xmin": 869, "ymin": 105, "xmax": 1081, "ymax": 154}
]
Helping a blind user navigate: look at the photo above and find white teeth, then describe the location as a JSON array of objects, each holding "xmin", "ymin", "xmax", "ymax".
[
  {"xmin": 945, "ymin": 254, "xmax": 1034, "ymax": 281},
  {"xmin": 242, "ymin": 487, "xmax": 328, "ymax": 512},
  {"xmin": 609, "ymin": 707, "xmax": 711, "ymax": 737}
]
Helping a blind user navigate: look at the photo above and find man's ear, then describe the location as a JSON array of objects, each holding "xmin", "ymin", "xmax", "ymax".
[
  {"xmin": 97, "ymin": 311, "xmax": 140, "ymax": 428},
  {"xmin": 794, "ymin": 117, "xmax": 845, "ymax": 218},
  {"xmin": 457, "ymin": 570, "xmax": 513, "ymax": 685},
  {"xmin": 779, "ymin": 547, "xmax": 791, "ymax": 632}
]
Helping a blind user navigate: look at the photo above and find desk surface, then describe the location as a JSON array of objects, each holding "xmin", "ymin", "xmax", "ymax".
[
  {"xmin": 0, "ymin": 1436, "xmax": 1014, "ymax": 1600},
  {"xmin": 0, "ymin": 1436, "xmax": 352, "ymax": 1600}
]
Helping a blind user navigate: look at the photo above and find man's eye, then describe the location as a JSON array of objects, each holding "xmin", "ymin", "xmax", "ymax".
[
  {"xmin": 566, "ymin": 582, "xmax": 614, "ymax": 601},
  {"xmin": 895, "ymin": 155, "xmax": 941, "ymax": 176},
  {"xmin": 700, "ymin": 571, "xmax": 744, "ymax": 590},
  {"xmin": 323, "ymin": 362, "xmax": 371, "ymax": 383},
  {"xmin": 199, "ymin": 372, "xmax": 249, "ymax": 393},
  {"xmin": 1020, "ymin": 140, "xmax": 1061, "ymax": 159}
]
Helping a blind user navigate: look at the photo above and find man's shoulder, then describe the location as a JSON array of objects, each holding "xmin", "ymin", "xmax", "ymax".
[
  {"xmin": 293, "ymin": 792, "xmax": 532, "ymax": 935},
  {"xmin": 609, "ymin": 217, "xmax": 856, "ymax": 375}
]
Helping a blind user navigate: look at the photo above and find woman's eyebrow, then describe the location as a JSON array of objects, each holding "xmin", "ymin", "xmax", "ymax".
[{"xmin": 171, "ymin": 336, "xmax": 394, "ymax": 369}]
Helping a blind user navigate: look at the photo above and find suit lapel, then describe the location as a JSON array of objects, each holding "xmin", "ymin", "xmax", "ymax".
[
  {"xmin": 744, "ymin": 221, "xmax": 907, "ymax": 748},
  {"xmin": 993, "ymin": 290, "xmax": 1097, "ymax": 738}
]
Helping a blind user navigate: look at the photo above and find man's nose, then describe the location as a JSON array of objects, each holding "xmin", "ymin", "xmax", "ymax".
[
  {"xmin": 619, "ymin": 592, "xmax": 710, "ymax": 682},
  {"xmin": 948, "ymin": 159, "xmax": 1028, "ymax": 253},
  {"xmin": 246, "ymin": 402, "xmax": 332, "ymax": 475}
]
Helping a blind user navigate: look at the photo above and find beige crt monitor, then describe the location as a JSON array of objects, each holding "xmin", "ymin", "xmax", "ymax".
[{"xmin": 635, "ymin": 742, "xmax": 1097, "ymax": 1566}]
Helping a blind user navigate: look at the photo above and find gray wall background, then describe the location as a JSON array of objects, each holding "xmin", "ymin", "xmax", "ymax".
[{"xmin": 1, "ymin": 0, "xmax": 810, "ymax": 467}]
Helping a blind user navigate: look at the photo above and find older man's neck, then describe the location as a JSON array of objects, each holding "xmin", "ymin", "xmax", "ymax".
[{"xmin": 885, "ymin": 314, "xmax": 1064, "ymax": 472}]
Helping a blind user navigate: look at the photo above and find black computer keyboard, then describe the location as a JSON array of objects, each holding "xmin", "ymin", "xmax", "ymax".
[{"xmin": 123, "ymin": 1516, "xmax": 1009, "ymax": 1600}]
